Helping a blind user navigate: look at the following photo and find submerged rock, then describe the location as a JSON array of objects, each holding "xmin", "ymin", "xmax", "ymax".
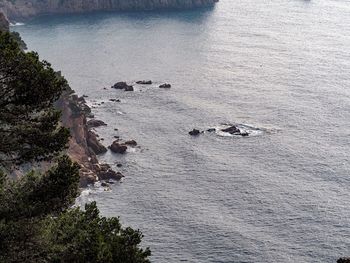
[
  {"xmin": 189, "ymin": 129, "xmax": 201, "ymax": 136},
  {"xmin": 124, "ymin": 140, "xmax": 137, "ymax": 146},
  {"xmin": 221, "ymin": 125, "xmax": 250, "ymax": 137},
  {"xmin": 124, "ymin": 85, "xmax": 134, "ymax": 91},
  {"xmin": 87, "ymin": 119, "xmax": 107, "ymax": 128},
  {"xmin": 136, "ymin": 80, "xmax": 152, "ymax": 85},
  {"xmin": 109, "ymin": 141, "xmax": 127, "ymax": 154},
  {"xmin": 159, "ymin": 83, "xmax": 171, "ymax": 89}
]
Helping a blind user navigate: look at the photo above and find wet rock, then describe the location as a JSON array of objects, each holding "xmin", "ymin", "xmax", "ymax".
[
  {"xmin": 99, "ymin": 170, "xmax": 124, "ymax": 180},
  {"xmin": 189, "ymin": 129, "xmax": 201, "ymax": 136},
  {"xmin": 109, "ymin": 141, "xmax": 127, "ymax": 154},
  {"xmin": 221, "ymin": 126, "xmax": 240, "ymax": 134},
  {"xmin": 159, "ymin": 83, "xmax": 171, "ymax": 89},
  {"xmin": 112, "ymin": 82, "xmax": 128, "ymax": 89},
  {"xmin": 109, "ymin": 98, "xmax": 121, "ymax": 102},
  {"xmin": 111, "ymin": 82, "xmax": 134, "ymax": 91},
  {"xmin": 124, "ymin": 140, "xmax": 137, "ymax": 146},
  {"xmin": 241, "ymin": 132, "xmax": 249, "ymax": 137},
  {"xmin": 101, "ymin": 182, "xmax": 109, "ymax": 187},
  {"xmin": 136, "ymin": 80, "xmax": 152, "ymax": 85},
  {"xmin": 338, "ymin": 258, "xmax": 350, "ymax": 263},
  {"xmin": 124, "ymin": 85, "xmax": 134, "ymax": 91},
  {"xmin": 87, "ymin": 131, "xmax": 107, "ymax": 155},
  {"xmin": 207, "ymin": 128, "xmax": 216, "ymax": 132},
  {"xmin": 87, "ymin": 119, "xmax": 107, "ymax": 128}
]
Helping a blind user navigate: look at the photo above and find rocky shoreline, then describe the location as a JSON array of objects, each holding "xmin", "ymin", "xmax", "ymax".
[
  {"xmin": 0, "ymin": 0, "xmax": 218, "ymax": 21},
  {"xmin": 56, "ymin": 92, "xmax": 123, "ymax": 187}
]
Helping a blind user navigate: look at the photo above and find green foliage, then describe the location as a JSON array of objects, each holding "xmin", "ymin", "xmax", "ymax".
[
  {"xmin": 0, "ymin": 30, "xmax": 151, "ymax": 263},
  {"xmin": 44, "ymin": 202, "xmax": 151, "ymax": 263},
  {"xmin": 0, "ymin": 30, "xmax": 69, "ymax": 165}
]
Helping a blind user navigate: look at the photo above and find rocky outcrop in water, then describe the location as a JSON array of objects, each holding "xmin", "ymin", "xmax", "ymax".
[
  {"xmin": 0, "ymin": 11, "xmax": 9, "ymax": 31},
  {"xmin": 0, "ymin": 0, "xmax": 218, "ymax": 20}
]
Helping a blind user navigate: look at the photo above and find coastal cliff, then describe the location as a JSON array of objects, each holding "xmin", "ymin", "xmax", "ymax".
[
  {"xmin": 56, "ymin": 92, "xmax": 122, "ymax": 187},
  {"xmin": 0, "ymin": 0, "xmax": 218, "ymax": 20}
]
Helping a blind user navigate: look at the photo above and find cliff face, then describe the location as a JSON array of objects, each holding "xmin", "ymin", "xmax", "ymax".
[
  {"xmin": 0, "ymin": 0, "xmax": 218, "ymax": 20},
  {"xmin": 0, "ymin": 11, "xmax": 9, "ymax": 31},
  {"xmin": 56, "ymin": 93, "xmax": 122, "ymax": 187}
]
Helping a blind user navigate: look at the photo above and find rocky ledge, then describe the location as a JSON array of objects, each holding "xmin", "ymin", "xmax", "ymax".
[{"xmin": 0, "ymin": 0, "xmax": 218, "ymax": 21}]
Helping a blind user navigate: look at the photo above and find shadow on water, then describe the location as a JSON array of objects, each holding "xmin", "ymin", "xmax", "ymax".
[{"xmin": 22, "ymin": 6, "xmax": 217, "ymax": 28}]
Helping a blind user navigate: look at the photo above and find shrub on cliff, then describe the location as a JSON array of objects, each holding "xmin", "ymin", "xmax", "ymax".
[
  {"xmin": 0, "ymin": 30, "xmax": 69, "ymax": 165},
  {"xmin": 0, "ymin": 31, "xmax": 151, "ymax": 262}
]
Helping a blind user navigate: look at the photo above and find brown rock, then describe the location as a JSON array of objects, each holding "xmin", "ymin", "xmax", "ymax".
[
  {"xmin": 87, "ymin": 119, "xmax": 107, "ymax": 128},
  {"xmin": 109, "ymin": 141, "xmax": 127, "ymax": 154},
  {"xmin": 87, "ymin": 131, "xmax": 107, "ymax": 155}
]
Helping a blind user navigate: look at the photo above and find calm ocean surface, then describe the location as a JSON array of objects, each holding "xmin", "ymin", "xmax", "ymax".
[{"xmin": 15, "ymin": 1, "xmax": 350, "ymax": 262}]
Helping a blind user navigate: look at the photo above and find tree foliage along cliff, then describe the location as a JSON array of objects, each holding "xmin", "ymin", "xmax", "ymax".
[{"xmin": 0, "ymin": 30, "xmax": 151, "ymax": 262}]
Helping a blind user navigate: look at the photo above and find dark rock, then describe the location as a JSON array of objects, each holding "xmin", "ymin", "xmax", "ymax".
[
  {"xmin": 109, "ymin": 98, "xmax": 121, "ymax": 102},
  {"xmin": 221, "ymin": 126, "xmax": 240, "ymax": 134},
  {"xmin": 159, "ymin": 83, "xmax": 171, "ymax": 89},
  {"xmin": 112, "ymin": 82, "xmax": 134, "ymax": 91},
  {"xmin": 87, "ymin": 131, "xmax": 107, "ymax": 155},
  {"xmin": 112, "ymin": 82, "xmax": 128, "ymax": 89},
  {"xmin": 114, "ymin": 128, "xmax": 119, "ymax": 131},
  {"xmin": 124, "ymin": 85, "xmax": 134, "ymax": 91},
  {"xmin": 116, "ymin": 163, "xmax": 123, "ymax": 168},
  {"xmin": 207, "ymin": 128, "xmax": 216, "ymax": 132},
  {"xmin": 114, "ymin": 136, "xmax": 120, "ymax": 139},
  {"xmin": 337, "ymin": 258, "xmax": 350, "ymax": 263},
  {"xmin": 99, "ymin": 169, "xmax": 123, "ymax": 181},
  {"xmin": 107, "ymin": 180, "xmax": 115, "ymax": 184},
  {"xmin": 77, "ymin": 96, "xmax": 86, "ymax": 103},
  {"xmin": 87, "ymin": 119, "xmax": 107, "ymax": 128},
  {"xmin": 82, "ymin": 95, "xmax": 89, "ymax": 98},
  {"xmin": 109, "ymin": 141, "xmax": 127, "ymax": 154},
  {"xmin": 241, "ymin": 132, "xmax": 249, "ymax": 137},
  {"xmin": 101, "ymin": 182, "xmax": 109, "ymax": 187},
  {"xmin": 189, "ymin": 129, "xmax": 201, "ymax": 136},
  {"xmin": 136, "ymin": 80, "xmax": 152, "ymax": 85},
  {"xmin": 124, "ymin": 140, "xmax": 137, "ymax": 146}
]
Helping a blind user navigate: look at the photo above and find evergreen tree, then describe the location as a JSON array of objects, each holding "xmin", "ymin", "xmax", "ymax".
[{"xmin": 0, "ymin": 31, "xmax": 151, "ymax": 262}]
